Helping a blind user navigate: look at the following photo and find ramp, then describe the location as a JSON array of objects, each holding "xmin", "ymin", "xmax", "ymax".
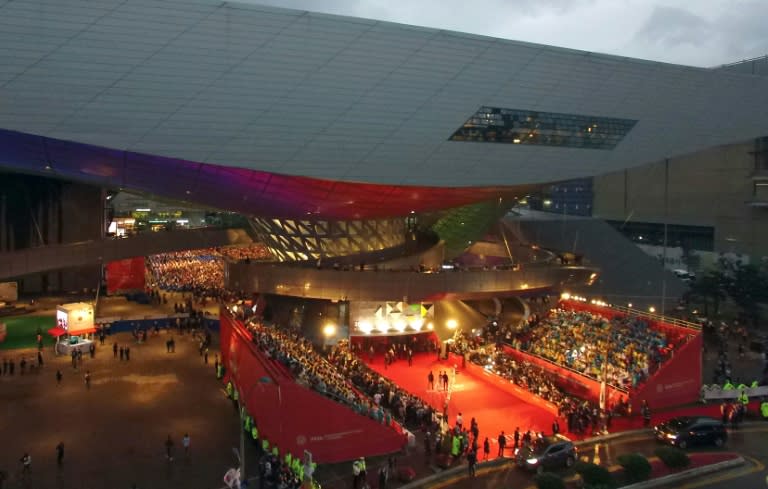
[{"xmin": 506, "ymin": 211, "xmax": 688, "ymax": 309}]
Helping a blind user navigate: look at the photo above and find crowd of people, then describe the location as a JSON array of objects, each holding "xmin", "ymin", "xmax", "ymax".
[
  {"xmin": 469, "ymin": 346, "xmax": 629, "ymax": 436},
  {"xmin": 147, "ymin": 245, "xmax": 271, "ymax": 296},
  {"xmin": 245, "ymin": 321, "xmax": 400, "ymax": 427},
  {"xmin": 515, "ymin": 309, "xmax": 677, "ymax": 389},
  {"xmin": 329, "ymin": 342, "xmax": 436, "ymax": 430}
]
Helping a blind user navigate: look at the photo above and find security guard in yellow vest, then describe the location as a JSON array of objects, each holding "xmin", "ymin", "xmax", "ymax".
[
  {"xmin": 761, "ymin": 399, "xmax": 768, "ymax": 419},
  {"xmin": 738, "ymin": 390, "xmax": 749, "ymax": 407},
  {"xmin": 262, "ymin": 439, "xmax": 269, "ymax": 453},
  {"xmin": 251, "ymin": 424, "xmax": 259, "ymax": 443},
  {"xmin": 285, "ymin": 452, "xmax": 292, "ymax": 468},
  {"xmin": 225, "ymin": 381, "xmax": 234, "ymax": 398},
  {"xmin": 723, "ymin": 380, "xmax": 735, "ymax": 390}
]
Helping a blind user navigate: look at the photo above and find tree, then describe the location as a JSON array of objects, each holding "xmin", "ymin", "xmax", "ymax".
[
  {"xmin": 689, "ymin": 270, "xmax": 727, "ymax": 316},
  {"xmin": 725, "ymin": 263, "xmax": 768, "ymax": 326}
]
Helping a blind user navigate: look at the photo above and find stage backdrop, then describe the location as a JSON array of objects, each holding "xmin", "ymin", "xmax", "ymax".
[
  {"xmin": 220, "ymin": 311, "xmax": 406, "ymax": 463},
  {"xmin": 105, "ymin": 257, "xmax": 146, "ymax": 294}
]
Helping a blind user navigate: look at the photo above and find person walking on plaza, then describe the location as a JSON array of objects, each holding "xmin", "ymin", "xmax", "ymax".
[
  {"xmin": 56, "ymin": 369, "xmax": 62, "ymax": 385},
  {"xmin": 182, "ymin": 433, "xmax": 190, "ymax": 457},
  {"xmin": 8, "ymin": 358, "xmax": 14, "ymax": 375},
  {"xmin": 20, "ymin": 357, "xmax": 26, "ymax": 375},
  {"xmin": 352, "ymin": 457, "xmax": 363, "ymax": 489},
  {"xmin": 165, "ymin": 435, "xmax": 174, "ymax": 461},
  {"xmin": 467, "ymin": 449, "xmax": 477, "ymax": 478},
  {"xmin": 513, "ymin": 427, "xmax": 520, "ymax": 449},
  {"xmin": 119, "ymin": 347, "xmax": 124, "ymax": 361},
  {"xmin": 125, "ymin": 346, "xmax": 131, "ymax": 361},
  {"xmin": 377, "ymin": 465, "xmax": 388, "ymax": 489},
  {"xmin": 641, "ymin": 400, "xmax": 651, "ymax": 427},
  {"xmin": 20, "ymin": 453, "xmax": 31, "ymax": 475},
  {"xmin": 89, "ymin": 343, "xmax": 95, "ymax": 359},
  {"xmin": 56, "ymin": 442, "xmax": 64, "ymax": 466},
  {"xmin": 37, "ymin": 333, "xmax": 43, "ymax": 351},
  {"xmin": 37, "ymin": 351, "xmax": 44, "ymax": 367},
  {"xmin": 203, "ymin": 348, "xmax": 209, "ymax": 364},
  {"xmin": 84, "ymin": 370, "xmax": 91, "ymax": 389},
  {"xmin": 113, "ymin": 343, "xmax": 118, "ymax": 358}
]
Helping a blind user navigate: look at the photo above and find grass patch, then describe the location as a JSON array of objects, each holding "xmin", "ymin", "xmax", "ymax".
[{"xmin": 0, "ymin": 315, "xmax": 55, "ymax": 350}]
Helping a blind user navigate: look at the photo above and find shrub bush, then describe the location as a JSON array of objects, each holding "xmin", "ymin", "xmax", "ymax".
[
  {"xmin": 534, "ymin": 472, "xmax": 566, "ymax": 489},
  {"xmin": 574, "ymin": 462, "xmax": 616, "ymax": 488},
  {"xmin": 654, "ymin": 446, "xmax": 691, "ymax": 469},
  {"xmin": 617, "ymin": 453, "xmax": 652, "ymax": 483}
]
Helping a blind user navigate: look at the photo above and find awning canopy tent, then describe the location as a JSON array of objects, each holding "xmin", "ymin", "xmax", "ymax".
[{"xmin": 48, "ymin": 327, "xmax": 67, "ymax": 337}]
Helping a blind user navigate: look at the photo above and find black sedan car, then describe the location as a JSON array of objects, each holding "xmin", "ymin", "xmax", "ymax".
[
  {"xmin": 653, "ymin": 416, "xmax": 727, "ymax": 449},
  {"xmin": 515, "ymin": 435, "xmax": 578, "ymax": 474}
]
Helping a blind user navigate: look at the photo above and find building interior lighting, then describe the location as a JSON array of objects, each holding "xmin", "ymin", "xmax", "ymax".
[
  {"xmin": 358, "ymin": 321, "xmax": 372, "ymax": 335},
  {"xmin": 322, "ymin": 323, "xmax": 336, "ymax": 337}
]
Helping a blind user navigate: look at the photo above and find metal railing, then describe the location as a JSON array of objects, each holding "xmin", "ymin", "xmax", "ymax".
[{"xmin": 607, "ymin": 304, "xmax": 702, "ymax": 331}]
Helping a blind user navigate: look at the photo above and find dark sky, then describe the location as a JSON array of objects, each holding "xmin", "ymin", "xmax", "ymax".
[{"xmin": 242, "ymin": 0, "xmax": 768, "ymax": 67}]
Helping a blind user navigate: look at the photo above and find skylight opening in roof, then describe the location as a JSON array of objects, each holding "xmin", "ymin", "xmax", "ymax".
[{"xmin": 450, "ymin": 106, "xmax": 637, "ymax": 150}]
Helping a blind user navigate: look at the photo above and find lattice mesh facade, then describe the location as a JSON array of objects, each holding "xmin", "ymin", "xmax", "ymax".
[{"xmin": 251, "ymin": 217, "xmax": 406, "ymax": 262}]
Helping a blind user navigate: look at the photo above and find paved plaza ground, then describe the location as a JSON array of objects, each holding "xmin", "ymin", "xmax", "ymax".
[
  {"xmin": 0, "ymin": 325, "xmax": 262, "ymax": 489},
  {"xmin": 1, "ymin": 295, "xmax": 764, "ymax": 489}
]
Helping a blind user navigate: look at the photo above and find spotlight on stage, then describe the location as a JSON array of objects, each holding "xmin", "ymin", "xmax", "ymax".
[{"xmin": 446, "ymin": 319, "xmax": 458, "ymax": 330}]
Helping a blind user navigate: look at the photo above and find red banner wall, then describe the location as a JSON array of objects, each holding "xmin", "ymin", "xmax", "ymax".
[
  {"xmin": 105, "ymin": 257, "xmax": 146, "ymax": 294},
  {"xmin": 220, "ymin": 312, "xmax": 406, "ymax": 463},
  {"xmin": 631, "ymin": 332, "xmax": 703, "ymax": 412}
]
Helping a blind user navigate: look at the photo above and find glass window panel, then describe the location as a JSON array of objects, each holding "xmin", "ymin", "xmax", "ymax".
[{"xmin": 449, "ymin": 106, "xmax": 637, "ymax": 150}]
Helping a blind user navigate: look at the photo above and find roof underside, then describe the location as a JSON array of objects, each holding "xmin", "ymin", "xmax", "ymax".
[{"xmin": 1, "ymin": 0, "xmax": 768, "ymax": 190}]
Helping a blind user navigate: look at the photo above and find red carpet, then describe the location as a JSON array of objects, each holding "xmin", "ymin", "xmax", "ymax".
[
  {"xmin": 366, "ymin": 353, "xmax": 558, "ymax": 456},
  {"xmin": 363, "ymin": 353, "xmax": 757, "ymax": 454}
]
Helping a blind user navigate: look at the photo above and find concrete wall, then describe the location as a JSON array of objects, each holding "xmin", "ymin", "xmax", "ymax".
[{"xmin": 593, "ymin": 140, "xmax": 768, "ymax": 260}]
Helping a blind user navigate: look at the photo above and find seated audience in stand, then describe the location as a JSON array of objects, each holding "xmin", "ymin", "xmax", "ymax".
[
  {"xmin": 147, "ymin": 245, "xmax": 271, "ymax": 297},
  {"xmin": 244, "ymin": 321, "xmax": 411, "ymax": 429},
  {"xmin": 517, "ymin": 309, "xmax": 681, "ymax": 389},
  {"xmin": 328, "ymin": 342, "xmax": 436, "ymax": 430}
]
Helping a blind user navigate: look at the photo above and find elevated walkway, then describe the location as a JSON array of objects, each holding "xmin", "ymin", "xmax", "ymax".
[
  {"xmin": 227, "ymin": 261, "xmax": 597, "ymax": 302},
  {"xmin": 219, "ymin": 312, "xmax": 406, "ymax": 463},
  {"xmin": 505, "ymin": 211, "xmax": 688, "ymax": 309},
  {"xmin": 0, "ymin": 228, "xmax": 253, "ymax": 280}
]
